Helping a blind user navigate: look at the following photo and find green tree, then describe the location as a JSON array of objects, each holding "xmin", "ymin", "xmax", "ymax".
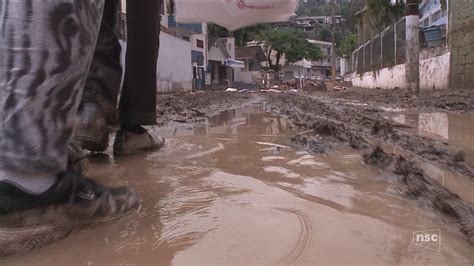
[
  {"xmin": 208, "ymin": 23, "xmax": 229, "ymax": 38},
  {"xmin": 338, "ymin": 33, "xmax": 358, "ymax": 56},
  {"xmin": 257, "ymin": 29, "xmax": 324, "ymax": 72},
  {"xmin": 313, "ymin": 24, "xmax": 332, "ymax": 42},
  {"xmin": 208, "ymin": 23, "xmax": 271, "ymax": 47}
]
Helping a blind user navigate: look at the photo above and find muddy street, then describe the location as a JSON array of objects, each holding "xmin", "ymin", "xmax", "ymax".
[{"xmin": 4, "ymin": 91, "xmax": 474, "ymax": 265}]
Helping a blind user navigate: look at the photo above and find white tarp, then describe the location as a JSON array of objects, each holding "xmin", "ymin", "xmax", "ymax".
[{"xmin": 175, "ymin": 0, "xmax": 298, "ymax": 31}]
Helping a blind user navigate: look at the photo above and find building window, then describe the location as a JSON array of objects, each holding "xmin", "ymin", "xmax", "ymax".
[
  {"xmin": 420, "ymin": 17, "xmax": 429, "ymax": 27},
  {"xmin": 327, "ymin": 47, "xmax": 330, "ymax": 54},
  {"xmin": 197, "ymin": 39, "xmax": 204, "ymax": 48},
  {"xmin": 431, "ymin": 9, "xmax": 442, "ymax": 25}
]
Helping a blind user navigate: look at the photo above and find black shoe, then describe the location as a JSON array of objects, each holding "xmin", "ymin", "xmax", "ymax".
[
  {"xmin": 0, "ymin": 169, "xmax": 139, "ymax": 259},
  {"xmin": 0, "ymin": 169, "xmax": 140, "ymax": 224}
]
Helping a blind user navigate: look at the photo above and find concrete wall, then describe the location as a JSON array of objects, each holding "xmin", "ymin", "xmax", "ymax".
[
  {"xmin": 449, "ymin": 0, "xmax": 474, "ymax": 90},
  {"xmin": 235, "ymin": 69, "xmax": 261, "ymax": 84},
  {"xmin": 349, "ymin": 51, "xmax": 450, "ymax": 90},
  {"xmin": 208, "ymin": 44, "xmax": 226, "ymax": 62},
  {"xmin": 281, "ymin": 65, "xmax": 311, "ymax": 79},
  {"xmin": 156, "ymin": 32, "xmax": 193, "ymax": 93}
]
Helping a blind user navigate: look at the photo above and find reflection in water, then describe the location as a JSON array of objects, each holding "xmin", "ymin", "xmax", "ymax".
[
  {"xmin": 409, "ymin": 112, "xmax": 473, "ymax": 165},
  {"xmin": 8, "ymin": 108, "xmax": 474, "ymax": 265},
  {"xmin": 418, "ymin": 112, "xmax": 449, "ymax": 140},
  {"xmin": 387, "ymin": 112, "xmax": 474, "ymax": 203}
]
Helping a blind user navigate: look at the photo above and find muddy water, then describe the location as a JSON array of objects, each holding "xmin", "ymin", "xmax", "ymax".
[
  {"xmin": 388, "ymin": 112, "xmax": 474, "ymax": 166},
  {"xmin": 387, "ymin": 112, "xmax": 474, "ymax": 203},
  {"xmin": 9, "ymin": 107, "xmax": 474, "ymax": 265}
]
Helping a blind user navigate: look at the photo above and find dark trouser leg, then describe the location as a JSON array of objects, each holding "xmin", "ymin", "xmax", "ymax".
[
  {"xmin": 82, "ymin": 0, "xmax": 122, "ymax": 108},
  {"xmin": 0, "ymin": 0, "xmax": 104, "ymax": 173},
  {"xmin": 119, "ymin": 0, "xmax": 161, "ymax": 126}
]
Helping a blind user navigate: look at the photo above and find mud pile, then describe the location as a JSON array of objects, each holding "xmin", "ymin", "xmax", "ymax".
[
  {"xmin": 263, "ymin": 92, "xmax": 474, "ymax": 244},
  {"xmin": 156, "ymin": 92, "xmax": 255, "ymax": 125},
  {"xmin": 264, "ymin": 93, "xmax": 473, "ymax": 178}
]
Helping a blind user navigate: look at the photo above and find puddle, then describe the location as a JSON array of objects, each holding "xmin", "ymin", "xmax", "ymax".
[
  {"xmin": 7, "ymin": 108, "xmax": 474, "ymax": 265},
  {"xmin": 383, "ymin": 112, "xmax": 474, "ymax": 203},
  {"xmin": 387, "ymin": 112, "xmax": 474, "ymax": 166}
]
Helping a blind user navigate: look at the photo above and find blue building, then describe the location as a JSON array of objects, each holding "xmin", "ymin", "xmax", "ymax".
[{"xmin": 420, "ymin": 0, "xmax": 448, "ymax": 28}]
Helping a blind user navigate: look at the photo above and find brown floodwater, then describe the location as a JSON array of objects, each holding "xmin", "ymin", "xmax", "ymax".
[{"xmin": 8, "ymin": 107, "xmax": 474, "ymax": 265}]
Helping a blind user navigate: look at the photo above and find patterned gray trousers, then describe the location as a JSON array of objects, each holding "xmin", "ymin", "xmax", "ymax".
[{"xmin": 0, "ymin": 0, "xmax": 104, "ymax": 172}]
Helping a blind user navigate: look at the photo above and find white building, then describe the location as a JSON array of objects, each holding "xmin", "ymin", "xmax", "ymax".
[
  {"xmin": 119, "ymin": 0, "xmax": 209, "ymax": 92},
  {"xmin": 419, "ymin": 0, "xmax": 448, "ymax": 28},
  {"xmin": 208, "ymin": 37, "xmax": 239, "ymax": 86}
]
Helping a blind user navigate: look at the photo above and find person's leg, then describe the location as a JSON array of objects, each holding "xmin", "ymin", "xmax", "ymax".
[
  {"xmin": 119, "ymin": 0, "xmax": 161, "ymax": 126},
  {"xmin": 74, "ymin": 0, "xmax": 122, "ymax": 152},
  {"xmin": 0, "ymin": 0, "xmax": 138, "ymax": 216},
  {"xmin": 114, "ymin": 0, "xmax": 163, "ymax": 155}
]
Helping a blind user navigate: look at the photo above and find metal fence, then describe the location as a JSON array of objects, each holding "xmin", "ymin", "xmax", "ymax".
[
  {"xmin": 351, "ymin": 18, "xmax": 406, "ymax": 73},
  {"xmin": 342, "ymin": 17, "xmax": 447, "ymax": 75}
]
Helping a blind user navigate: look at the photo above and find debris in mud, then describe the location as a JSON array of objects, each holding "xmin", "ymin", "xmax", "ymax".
[
  {"xmin": 333, "ymin": 85, "xmax": 346, "ymax": 91},
  {"xmin": 302, "ymin": 81, "xmax": 327, "ymax": 92},
  {"xmin": 363, "ymin": 146, "xmax": 393, "ymax": 167},
  {"xmin": 290, "ymin": 131, "xmax": 338, "ymax": 154}
]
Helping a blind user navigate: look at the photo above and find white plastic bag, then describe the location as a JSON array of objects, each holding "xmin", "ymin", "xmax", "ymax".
[{"xmin": 175, "ymin": 0, "xmax": 298, "ymax": 31}]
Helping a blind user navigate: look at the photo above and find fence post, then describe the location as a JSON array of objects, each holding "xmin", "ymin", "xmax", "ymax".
[
  {"xmin": 370, "ymin": 40, "xmax": 373, "ymax": 70},
  {"xmin": 405, "ymin": 0, "xmax": 420, "ymax": 94},
  {"xmin": 380, "ymin": 32, "xmax": 383, "ymax": 69},
  {"xmin": 394, "ymin": 22, "xmax": 397, "ymax": 65},
  {"xmin": 362, "ymin": 45, "xmax": 365, "ymax": 71}
]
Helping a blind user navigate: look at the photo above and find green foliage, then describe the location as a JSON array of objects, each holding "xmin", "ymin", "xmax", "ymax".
[
  {"xmin": 313, "ymin": 24, "xmax": 332, "ymax": 42},
  {"xmin": 207, "ymin": 23, "xmax": 271, "ymax": 47},
  {"xmin": 298, "ymin": 0, "xmax": 363, "ymax": 56},
  {"xmin": 257, "ymin": 29, "xmax": 323, "ymax": 71},
  {"xmin": 440, "ymin": 0, "xmax": 447, "ymax": 9},
  {"xmin": 208, "ymin": 23, "xmax": 229, "ymax": 38},
  {"xmin": 233, "ymin": 24, "xmax": 272, "ymax": 47},
  {"xmin": 366, "ymin": 0, "xmax": 405, "ymax": 33},
  {"xmin": 338, "ymin": 33, "xmax": 358, "ymax": 56}
]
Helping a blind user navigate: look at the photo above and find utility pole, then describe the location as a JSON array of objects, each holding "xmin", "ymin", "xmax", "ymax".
[
  {"xmin": 405, "ymin": 0, "xmax": 420, "ymax": 94},
  {"xmin": 331, "ymin": 0, "xmax": 336, "ymax": 86}
]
